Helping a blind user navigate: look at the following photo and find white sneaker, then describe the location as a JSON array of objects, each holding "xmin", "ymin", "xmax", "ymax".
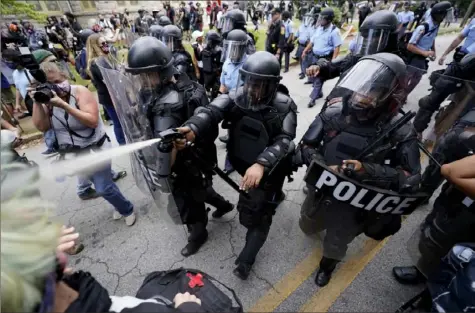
[
  {"xmin": 125, "ymin": 212, "xmax": 136, "ymax": 226},
  {"xmin": 113, "ymin": 211, "xmax": 122, "ymax": 220}
]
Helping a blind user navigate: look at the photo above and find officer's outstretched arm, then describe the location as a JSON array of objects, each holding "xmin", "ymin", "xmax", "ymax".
[
  {"xmin": 413, "ymin": 65, "xmax": 464, "ymax": 134},
  {"xmin": 300, "ymin": 116, "xmax": 325, "ymax": 166},
  {"xmin": 442, "ymin": 155, "xmax": 475, "ymax": 198},
  {"xmin": 184, "ymin": 93, "xmax": 233, "ymax": 141},
  {"xmin": 353, "ymin": 126, "xmax": 422, "ymax": 192},
  {"xmin": 256, "ymin": 108, "xmax": 297, "ymax": 172}
]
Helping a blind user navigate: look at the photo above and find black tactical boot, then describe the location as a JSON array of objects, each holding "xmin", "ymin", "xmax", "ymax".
[
  {"xmin": 392, "ymin": 266, "xmax": 425, "ymax": 284},
  {"xmin": 212, "ymin": 202, "xmax": 234, "ymax": 218},
  {"xmin": 308, "ymin": 100, "xmax": 316, "ymax": 108},
  {"xmin": 315, "ymin": 257, "xmax": 340, "ymax": 287},
  {"xmin": 181, "ymin": 222, "xmax": 208, "ymax": 257},
  {"xmin": 233, "ymin": 261, "xmax": 252, "ymax": 280}
]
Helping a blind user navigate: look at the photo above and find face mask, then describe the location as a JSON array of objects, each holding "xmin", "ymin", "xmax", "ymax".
[
  {"xmin": 100, "ymin": 42, "xmax": 110, "ymax": 54},
  {"xmin": 53, "ymin": 80, "xmax": 71, "ymax": 95}
]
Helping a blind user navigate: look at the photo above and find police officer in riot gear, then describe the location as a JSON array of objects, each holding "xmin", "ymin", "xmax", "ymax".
[
  {"xmin": 298, "ymin": 53, "xmax": 421, "ymax": 287},
  {"xmin": 162, "ymin": 25, "xmax": 197, "ymax": 81},
  {"xmin": 201, "ymin": 30, "xmax": 223, "ymax": 99},
  {"xmin": 177, "ymin": 51, "xmax": 297, "ymax": 279},
  {"xmin": 413, "ymin": 53, "xmax": 475, "ymax": 197},
  {"xmin": 125, "ymin": 36, "xmax": 232, "ymax": 257},
  {"xmin": 148, "ymin": 25, "xmax": 164, "ymax": 40},
  {"xmin": 305, "ymin": 10, "xmax": 400, "ymax": 109},
  {"xmin": 220, "ymin": 9, "xmax": 256, "ymax": 54},
  {"xmin": 392, "ymin": 54, "xmax": 475, "ymax": 285},
  {"xmin": 158, "ymin": 15, "xmax": 172, "ymax": 27}
]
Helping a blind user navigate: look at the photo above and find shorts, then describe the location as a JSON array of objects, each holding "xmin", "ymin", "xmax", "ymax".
[{"xmin": 1, "ymin": 87, "xmax": 15, "ymax": 104}]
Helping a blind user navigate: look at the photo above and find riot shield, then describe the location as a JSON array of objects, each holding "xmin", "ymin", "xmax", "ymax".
[{"xmin": 98, "ymin": 65, "xmax": 181, "ymax": 225}]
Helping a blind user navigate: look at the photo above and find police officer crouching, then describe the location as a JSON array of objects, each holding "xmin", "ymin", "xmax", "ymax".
[
  {"xmin": 201, "ymin": 30, "xmax": 223, "ymax": 100},
  {"xmin": 301, "ymin": 8, "xmax": 342, "ymax": 108},
  {"xmin": 162, "ymin": 25, "xmax": 197, "ymax": 81},
  {"xmin": 125, "ymin": 36, "xmax": 232, "ymax": 257},
  {"xmin": 298, "ymin": 53, "xmax": 421, "ymax": 286},
  {"xmin": 305, "ymin": 10, "xmax": 400, "ymax": 110},
  {"xmin": 177, "ymin": 51, "xmax": 298, "ymax": 279}
]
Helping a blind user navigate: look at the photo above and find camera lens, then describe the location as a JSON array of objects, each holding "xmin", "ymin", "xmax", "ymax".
[{"xmin": 34, "ymin": 89, "xmax": 53, "ymax": 103}]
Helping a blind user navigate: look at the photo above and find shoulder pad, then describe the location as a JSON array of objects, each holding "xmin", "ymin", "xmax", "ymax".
[
  {"xmin": 210, "ymin": 93, "xmax": 232, "ymax": 110},
  {"xmin": 273, "ymin": 92, "xmax": 297, "ymax": 113},
  {"xmin": 320, "ymin": 101, "xmax": 343, "ymax": 119},
  {"xmin": 156, "ymin": 89, "xmax": 181, "ymax": 110},
  {"xmin": 173, "ymin": 51, "xmax": 191, "ymax": 63},
  {"xmin": 389, "ymin": 113, "xmax": 418, "ymax": 142}
]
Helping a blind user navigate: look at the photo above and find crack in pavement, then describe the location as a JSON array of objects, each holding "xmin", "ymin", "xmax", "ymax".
[
  {"xmin": 251, "ymin": 269, "xmax": 279, "ymax": 293},
  {"xmin": 80, "ymin": 256, "xmax": 120, "ymax": 294},
  {"xmin": 168, "ymin": 256, "xmax": 186, "ymax": 271}
]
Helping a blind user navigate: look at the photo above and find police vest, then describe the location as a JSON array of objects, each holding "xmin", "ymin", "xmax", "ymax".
[
  {"xmin": 201, "ymin": 48, "xmax": 219, "ymax": 72},
  {"xmin": 267, "ymin": 21, "xmax": 283, "ymax": 51}
]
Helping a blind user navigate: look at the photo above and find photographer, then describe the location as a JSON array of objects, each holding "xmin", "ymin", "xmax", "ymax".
[{"xmin": 30, "ymin": 61, "xmax": 136, "ymax": 226}]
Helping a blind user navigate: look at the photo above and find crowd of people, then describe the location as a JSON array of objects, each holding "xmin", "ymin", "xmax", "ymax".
[{"xmin": 1, "ymin": 0, "xmax": 474, "ymax": 312}]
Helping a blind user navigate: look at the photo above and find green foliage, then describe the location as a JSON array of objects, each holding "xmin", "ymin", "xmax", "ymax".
[
  {"xmin": 1, "ymin": 0, "xmax": 47, "ymax": 21},
  {"xmin": 330, "ymin": 6, "xmax": 342, "ymax": 26}
]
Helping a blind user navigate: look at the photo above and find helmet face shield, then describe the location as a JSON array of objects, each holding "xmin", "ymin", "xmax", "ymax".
[
  {"xmin": 355, "ymin": 29, "xmax": 391, "ymax": 56},
  {"xmin": 304, "ymin": 15, "xmax": 314, "ymax": 26},
  {"xmin": 337, "ymin": 59, "xmax": 398, "ymax": 121},
  {"xmin": 162, "ymin": 35, "xmax": 179, "ymax": 51},
  {"xmin": 237, "ymin": 72, "xmax": 279, "ymax": 111},
  {"xmin": 221, "ymin": 17, "xmax": 235, "ymax": 33},
  {"xmin": 222, "ymin": 39, "xmax": 246, "ymax": 63}
]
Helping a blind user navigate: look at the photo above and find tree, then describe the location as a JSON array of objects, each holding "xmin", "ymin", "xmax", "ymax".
[{"xmin": 1, "ymin": 0, "xmax": 47, "ymax": 21}]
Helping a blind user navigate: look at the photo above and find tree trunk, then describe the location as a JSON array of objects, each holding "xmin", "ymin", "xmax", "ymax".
[{"xmin": 460, "ymin": 0, "xmax": 475, "ymax": 28}]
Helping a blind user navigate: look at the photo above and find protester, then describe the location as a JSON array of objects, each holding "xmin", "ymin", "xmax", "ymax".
[
  {"xmin": 30, "ymin": 61, "xmax": 136, "ymax": 225},
  {"xmin": 191, "ymin": 30, "xmax": 205, "ymax": 83},
  {"xmin": 85, "ymin": 33, "xmax": 126, "ymax": 146},
  {"xmin": 0, "ymin": 152, "xmax": 205, "ymax": 313}
]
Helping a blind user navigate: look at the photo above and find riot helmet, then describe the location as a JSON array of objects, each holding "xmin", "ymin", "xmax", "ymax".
[
  {"xmin": 204, "ymin": 30, "xmax": 222, "ymax": 49},
  {"xmin": 318, "ymin": 8, "xmax": 334, "ymax": 25},
  {"xmin": 237, "ymin": 51, "xmax": 282, "ymax": 111},
  {"xmin": 158, "ymin": 15, "xmax": 172, "ymax": 26},
  {"xmin": 430, "ymin": 1, "xmax": 452, "ymax": 23},
  {"xmin": 354, "ymin": 10, "xmax": 399, "ymax": 56},
  {"xmin": 303, "ymin": 13, "xmax": 316, "ymax": 26},
  {"xmin": 222, "ymin": 29, "xmax": 247, "ymax": 63},
  {"xmin": 336, "ymin": 53, "xmax": 407, "ymax": 123},
  {"xmin": 221, "ymin": 9, "xmax": 247, "ymax": 36},
  {"xmin": 125, "ymin": 36, "xmax": 177, "ymax": 96},
  {"xmin": 161, "ymin": 24, "xmax": 182, "ymax": 51},
  {"xmin": 149, "ymin": 25, "xmax": 164, "ymax": 40},
  {"xmin": 79, "ymin": 28, "xmax": 94, "ymax": 44}
]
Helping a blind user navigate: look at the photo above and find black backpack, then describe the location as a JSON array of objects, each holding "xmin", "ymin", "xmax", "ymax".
[{"xmin": 135, "ymin": 268, "xmax": 243, "ymax": 312}]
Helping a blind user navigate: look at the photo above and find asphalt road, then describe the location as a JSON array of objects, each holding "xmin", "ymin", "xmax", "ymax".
[{"xmin": 21, "ymin": 33, "xmax": 461, "ymax": 312}]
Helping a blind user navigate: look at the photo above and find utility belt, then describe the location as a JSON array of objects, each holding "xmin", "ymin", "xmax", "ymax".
[
  {"xmin": 56, "ymin": 133, "xmax": 110, "ymax": 156},
  {"xmin": 313, "ymin": 52, "xmax": 333, "ymax": 61}
]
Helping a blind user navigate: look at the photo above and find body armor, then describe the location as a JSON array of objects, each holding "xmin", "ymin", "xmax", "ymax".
[
  {"xmin": 173, "ymin": 50, "xmax": 196, "ymax": 81},
  {"xmin": 201, "ymin": 46, "xmax": 221, "ymax": 73}
]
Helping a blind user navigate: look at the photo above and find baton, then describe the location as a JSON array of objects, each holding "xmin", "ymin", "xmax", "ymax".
[{"xmin": 417, "ymin": 141, "xmax": 442, "ymax": 168}]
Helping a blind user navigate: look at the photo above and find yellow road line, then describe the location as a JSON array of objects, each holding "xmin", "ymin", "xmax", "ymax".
[
  {"xmin": 248, "ymin": 247, "xmax": 323, "ymax": 313},
  {"xmin": 299, "ymin": 238, "xmax": 389, "ymax": 313}
]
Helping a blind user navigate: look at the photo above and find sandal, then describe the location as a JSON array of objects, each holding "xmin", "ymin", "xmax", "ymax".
[{"xmin": 112, "ymin": 170, "xmax": 127, "ymax": 182}]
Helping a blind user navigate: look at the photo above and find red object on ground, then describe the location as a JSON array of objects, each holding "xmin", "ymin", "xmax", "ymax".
[{"xmin": 187, "ymin": 273, "xmax": 204, "ymax": 288}]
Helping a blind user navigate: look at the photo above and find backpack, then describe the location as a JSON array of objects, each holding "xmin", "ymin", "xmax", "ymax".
[
  {"xmin": 74, "ymin": 48, "xmax": 89, "ymax": 80},
  {"xmin": 135, "ymin": 268, "xmax": 243, "ymax": 313}
]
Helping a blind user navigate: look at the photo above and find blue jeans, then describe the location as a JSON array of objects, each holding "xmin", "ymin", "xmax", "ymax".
[
  {"xmin": 103, "ymin": 105, "xmax": 126, "ymax": 145},
  {"xmin": 44, "ymin": 129, "xmax": 56, "ymax": 150},
  {"xmin": 310, "ymin": 77, "xmax": 324, "ymax": 101},
  {"xmin": 77, "ymin": 160, "xmax": 133, "ymax": 216},
  {"xmin": 77, "ymin": 170, "xmax": 118, "ymax": 193}
]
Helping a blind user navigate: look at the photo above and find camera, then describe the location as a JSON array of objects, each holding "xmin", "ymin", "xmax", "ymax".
[{"xmin": 33, "ymin": 83, "xmax": 55, "ymax": 103}]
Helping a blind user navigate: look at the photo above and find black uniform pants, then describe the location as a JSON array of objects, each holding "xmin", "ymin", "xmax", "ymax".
[
  {"xmin": 236, "ymin": 176, "xmax": 285, "ymax": 265},
  {"xmin": 414, "ymin": 196, "xmax": 475, "ymax": 277}
]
